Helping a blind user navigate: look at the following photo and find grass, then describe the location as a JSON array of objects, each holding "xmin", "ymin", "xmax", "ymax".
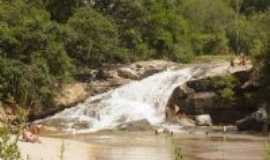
[
  {"xmin": 171, "ymin": 139, "xmax": 184, "ymax": 160},
  {"xmin": 265, "ymin": 143, "xmax": 270, "ymax": 160},
  {"xmin": 59, "ymin": 141, "xmax": 65, "ymax": 160},
  {"xmin": 174, "ymin": 145, "xmax": 184, "ymax": 160}
]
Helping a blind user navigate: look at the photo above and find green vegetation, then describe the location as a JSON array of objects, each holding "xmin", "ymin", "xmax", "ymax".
[
  {"xmin": 171, "ymin": 139, "xmax": 184, "ymax": 160},
  {"xmin": 0, "ymin": 0, "xmax": 269, "ymax": 114},
  {"xmin": 59, "ymin": 141, "xmax": 65, "ymax": 160},
  {"xmin": 192, "ymin": 75, "xmax": 239, "ymax": 105},
  {"xmin": 0, "ymin": 125, "xmax": 21, "ymax": 160},
  {"xmin": 174, "ymin": 146, "xmax": 184, "ymax": 160},
  {"xmin": 0, "ymin": 107, "xmax": 27, "ymax": 160},
  {"xmin": 0, "ymin": 0, "xmax": 73, "ymax": 109},
  {"xmin": 212, "ymin": 76, "xmax": 239, "ymax": 104},
  {"xmin": 65, "ymin": 7, "xmax": 126, "ymax": 67},
  {"xmin": 265, "ymin": 144, "xmax": 270, "ymax": 160},
  {"xmin": 253, "ymin": 42, "xmax": 270, "ymax": 118}
]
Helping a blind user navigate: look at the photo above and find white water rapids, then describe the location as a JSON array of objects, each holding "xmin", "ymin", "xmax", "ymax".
[{"xmin": 43, "ymin": 63, "xmax": 240, "ymax": 133}]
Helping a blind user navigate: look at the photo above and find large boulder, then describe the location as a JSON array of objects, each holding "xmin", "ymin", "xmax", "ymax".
[
  {"xmin": 176, "ymin": 116, "xmax": 196, "ymax": 127},
  {"xmin": 29, "ymin": 83, "xmax": 89, "ymax": 120},
  {"xmin": 236, "ymin": 107, "xmax": 268, "ymax": 131},
  {"xmin": 55, "ymin": 83, "xmax": 89, "ymax": 107},
  {"xmin": 117, "ymin": 67, "xmax": 139, "ymax": 80},
  {"xmin": 167, "ymin": 67, "xmax": 258, "ymax": 127},
  {"xmin": 195, "ymin": 114, "xmax": 213, "ymax": 126}
]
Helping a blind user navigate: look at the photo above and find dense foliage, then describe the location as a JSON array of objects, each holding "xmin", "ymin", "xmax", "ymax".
[
  {"xmin": 0, "ymin": 0, "xmax": 72, "ymax": 109},
  {"xmin": 0, "ymin": 0, "xmax": 269, "ymax": 110}
]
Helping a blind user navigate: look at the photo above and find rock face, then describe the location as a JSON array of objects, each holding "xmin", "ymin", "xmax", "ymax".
[
  {"xmin": 117, "ymin": 67, "xmax": 139, "ymax": 80},
  {"xmin": 188, "ymin": 92, "xmax": 217, "ymax": 115},
  {"xmin": 36, "ymin": 61, "xmax": 255, "ymax": 131},
  {"xmin": 166, "ymin": 67, "xmax": 259, "ymax": 128},
  {"xmin": 55, "ymin": 83, "xmax": 89, "ymax": 107},
  {"xmin": 86, "ymin": 60, "xmax": 183, "ymax": 96},
  {"xmin": 29, "ymin": 83, "xmax": 89, "ymax": 120},
  {"xmin": 27, "ymin": 60, "xmax": 182, "ymax": 120},
  {"xmin": 72, "ymin": 61, "xmax": 254, "ymax": 130},
  {"xmin": 27, "ymin": 60, "xmax": 185, "ymax": 120}
]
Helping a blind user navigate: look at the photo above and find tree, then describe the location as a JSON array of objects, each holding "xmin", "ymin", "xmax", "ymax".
[
  {"xmin": 241, "ymin": 0, "xmax": 270, "ymax": 14},
  {"xmin": 43, "ymin": 0, "xmax": 86, "ymax": 23},
  {"xmin": 65, "ymin": 7, "xmax": 127, "ymax": 67},
  {"xmin": 0, "ymin": 0, "xmax": 72, "ymax": 107},
  {"xmin": 93, "ymin": 0, "xmax": 194, "ymax": 62},
  {"xmin": 180, "ymin": 0, "xmax": 234, "ymax": 55}
]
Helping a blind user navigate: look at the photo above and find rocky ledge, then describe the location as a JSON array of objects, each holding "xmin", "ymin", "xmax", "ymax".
[
  {"xmin": 28, "ymin": 60, "xmax": 183, "ymax": 120},
  {"xmin": 166, "ymin": 63, "xmax": 267, "ymax": 131},
  {"xmin": 27, "ymin": 60, "xmax": 256, "ymax": 132}
]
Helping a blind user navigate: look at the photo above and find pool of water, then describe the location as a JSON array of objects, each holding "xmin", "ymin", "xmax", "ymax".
[{"xmin": 47, "ymin": 131, "xmax": 268, "ymax": 160}]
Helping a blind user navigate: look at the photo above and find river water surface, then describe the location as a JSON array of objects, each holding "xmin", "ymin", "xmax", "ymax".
[{"xmin": 49, "ymin": 131, "xmax": 268, "ymax": 160}]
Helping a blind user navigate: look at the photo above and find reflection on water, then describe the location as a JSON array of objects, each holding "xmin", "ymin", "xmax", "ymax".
[
  {"xmin": 48, "ymin": 132, "xmax": 267, "ymax": 160},
  {"xmin": 73, "ymin": 132, "xmax": 174, "ymax": 160},
  {"xmin": 174, "ymin": 135, "xmax": 266, "ymax": 160}
]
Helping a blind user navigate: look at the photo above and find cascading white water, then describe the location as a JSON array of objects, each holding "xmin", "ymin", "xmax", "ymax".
[{"xmin": 43, "ymin": 63, "xmax": 235, "ymax": 133}]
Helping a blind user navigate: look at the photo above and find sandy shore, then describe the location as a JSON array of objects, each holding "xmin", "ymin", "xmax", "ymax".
[{"xmin": 18, "ymin": 137, "xmax": 92, "ymax": 160}]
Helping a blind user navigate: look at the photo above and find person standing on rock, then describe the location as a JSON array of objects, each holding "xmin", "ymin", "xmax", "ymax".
[
  {"xmin": 230, "ymin": 57, "xmax": 235, "ymax": 67},
  {"xmin": 240, "ymin": 52, "xmax": 246, "ymax": 66}
]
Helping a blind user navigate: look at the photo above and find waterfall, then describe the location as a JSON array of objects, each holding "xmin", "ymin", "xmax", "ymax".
[{"xmin": 43, "ymin": 63, "xmax": 234, "ymax": 133}]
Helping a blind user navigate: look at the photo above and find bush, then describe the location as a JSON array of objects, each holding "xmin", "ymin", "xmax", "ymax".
[
  {"xmin": 180, "ymin": 0, "xmax": 233, "ymax": 55},
  {"xmin": 265, "ymin": 144, "xmax": 270, "ymax": 160},
  {"xmin": 0, "ymin": 58, "xmax": 55, "ymax": 108},
  {"xmin": 93, "ymin": 0, "xmax": 194, "ymax": 62},
  {"xmin": 43, "ymin": 0, "xmax": 86, "ymax": 23},
  {"xmin": 65, "ymin": 7, "xmax": 127, "ymax": 67},
  {"xmin": 0, "ymin": 0, "xmax": 72, "ymax": 108},
  {"xmin": 0, "ymin": 126, "xmax": 21, "ymax": 160},
  {"xmin": 0, "ymin": 107, "xmax": 27, "ymax": 160},
  {"xmin": 174, "ymin": 146, "xmax": 184, "ymax": 160}
]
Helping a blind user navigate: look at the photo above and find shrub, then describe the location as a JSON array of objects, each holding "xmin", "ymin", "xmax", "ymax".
[
  {"xmin": 0, "ymin": 0, "xmax": 73, "ymax": 107},
  {"xmin": 0, "ymin": 107, "xmax": 27, "ymax": 160},
  {"xmin": 0, "ymin": 126, "xmax": 21, "ymax": 160},
  {"xmin": 65, "ymin": 7, "xmax": 127, "ymax": 67}
]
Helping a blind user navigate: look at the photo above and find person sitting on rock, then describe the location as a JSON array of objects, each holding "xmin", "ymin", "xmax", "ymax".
[
  {"xmin": 29, "ymin": 123, "xmax": 43, "ymax": 135},
  {"xmin": 22, "ymin": 124, "xmax": 42, "ymax": 143},
  {"xmin": 22, "ymin": 129, "xmax": 40, "ymax": 143}
]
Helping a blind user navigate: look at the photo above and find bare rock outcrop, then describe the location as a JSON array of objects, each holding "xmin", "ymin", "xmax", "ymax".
[
  {"xmin": 30, "ymin": 60, "xmax": 182, "ymax": 120},
  {"xmin": 236, "ymin": 107, "xmax": 269, "ymax": 131},
  {"xmin": 55, "ymin": 83, "xmax": 89, "ymax": 107},
  {"xmin": 166, "ymin": 63, "xmax": 256, "ymax": 128}
]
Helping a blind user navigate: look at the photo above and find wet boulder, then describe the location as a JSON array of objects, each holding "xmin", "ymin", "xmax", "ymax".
[
  {"xmin": 195, "ymin": 114, "xmax": 213, "ymax": 126},
  {"xmin": 177, "ymin": 116, "xmax": 196, "ymax": 127},
  {"xmin": 236, "ymin": 107, "xmax": 268, "ymax": 131},
  {"xmin": 117, "ymin": 119, "xmax": 154, "ymax": 131}
]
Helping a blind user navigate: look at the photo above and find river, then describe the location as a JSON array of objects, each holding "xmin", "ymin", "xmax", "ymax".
[{"xmin": 46, "ymin": 130, "xmax": 268, "ymax": 160}]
